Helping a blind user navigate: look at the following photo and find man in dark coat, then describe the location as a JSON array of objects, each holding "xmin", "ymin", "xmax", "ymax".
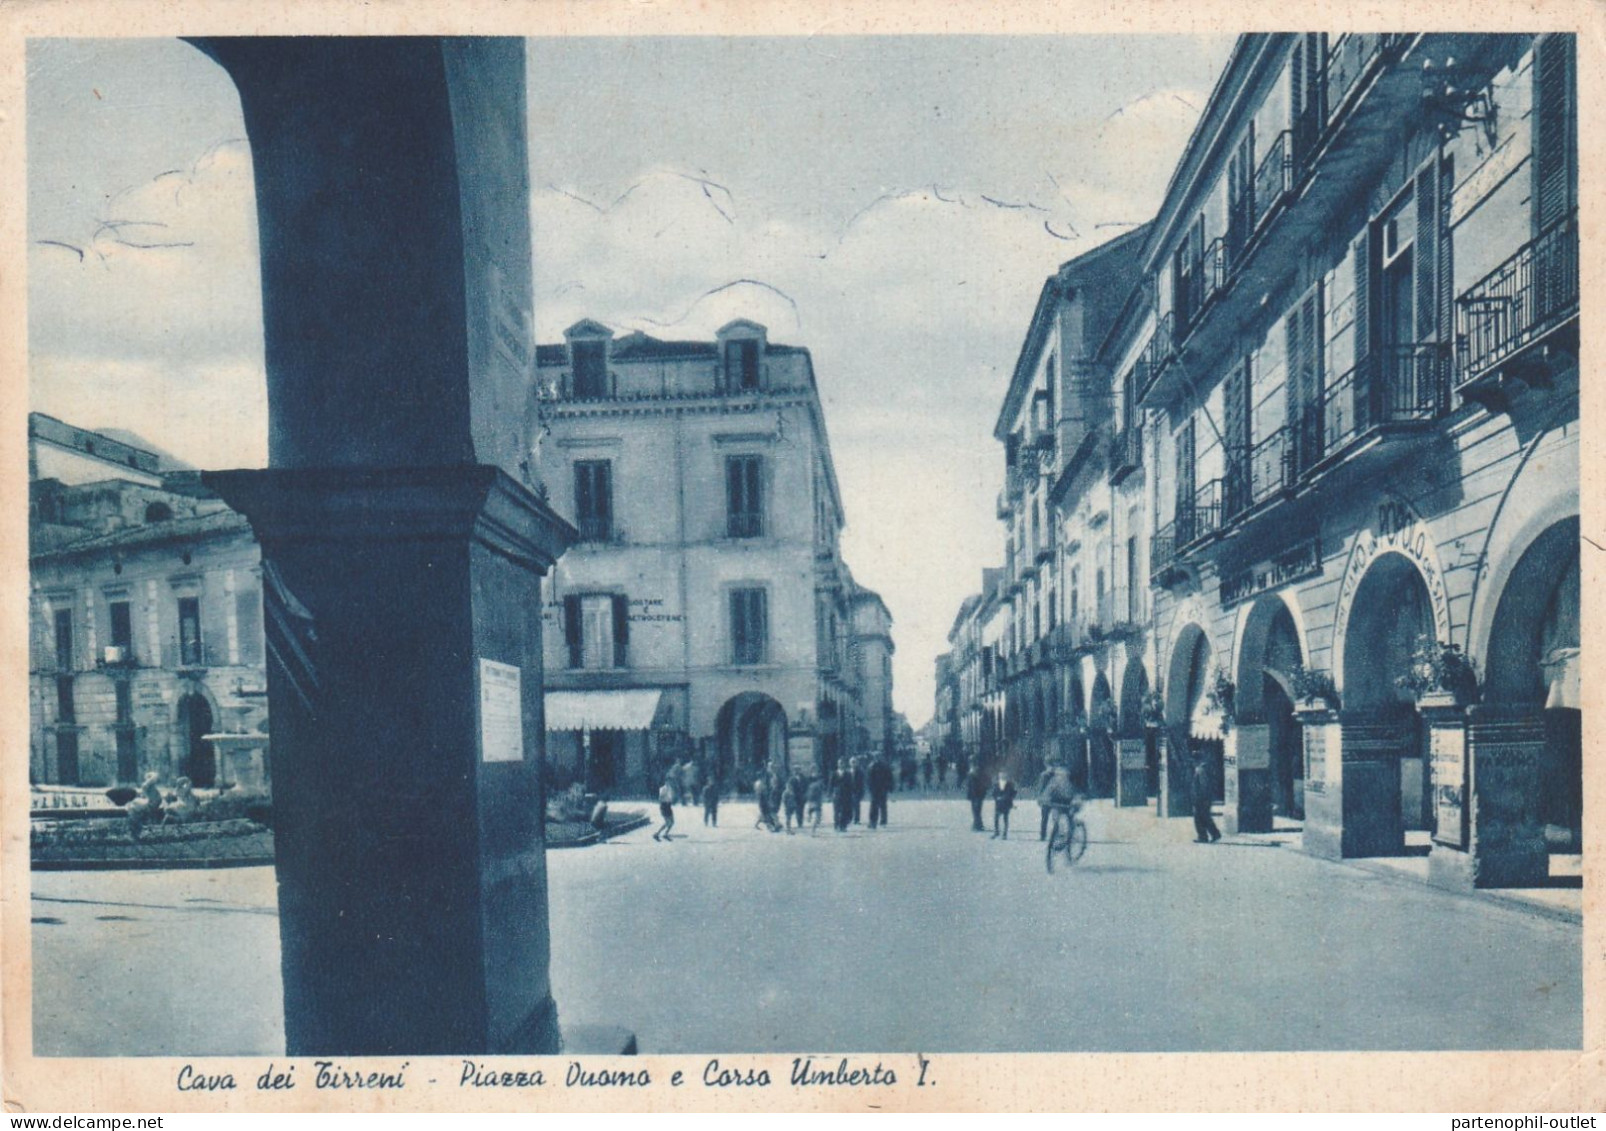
[
  {"xmin": 1192, "ymin": 756, "xmax": 1221, "ymax": 843},
  {"xmin": 832, "ymin": 767, "xmax": 855, "ymax": 832},
  {"xmin": 850, "ymin": 757, "xmax": 867, "ymax": 825},
  {"xmin": 868, "ymin": 755, "xmax": 895, "ymax": 828},
  {"xmin": 965, "ymin": 760, "xmax": 989, "ymax": 831}
]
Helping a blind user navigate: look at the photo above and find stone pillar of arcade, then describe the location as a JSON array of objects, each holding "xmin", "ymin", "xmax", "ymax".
[
  {"xmin": 193, "ymin": 37, "xmax": 578, "ymax": 1055},
  {"xmin": 1422, "ymin": 699, "xmax": 1549, "ymax": 890}
]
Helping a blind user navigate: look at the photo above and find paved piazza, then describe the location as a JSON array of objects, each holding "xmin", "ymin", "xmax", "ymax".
[{"xmin": 32, "ymin": 799, "xmax": 1581, "ymax": 1056}]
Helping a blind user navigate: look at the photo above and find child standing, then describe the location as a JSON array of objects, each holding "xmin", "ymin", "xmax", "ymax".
[
  {"xmin": 991, "ymin": 770, "xmax": 1018, "ymax": 840},
  {"xmin": 653, "ymin": 777, "xmax": 677, "ymax": 842}
]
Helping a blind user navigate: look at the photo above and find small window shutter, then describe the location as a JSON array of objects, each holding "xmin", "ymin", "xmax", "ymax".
[
  {"xmin": 612, "ymin": 594, "xmax": 629, "ymax": 667},
  {"xmin": 1415, "ymin": 154, "xmax": 1441, "ymax": 344},
  {"xmin": 574, "ymin": 463, "xmax": 593, "ymax": 522},
  {"xmin": 564, "ymin": 595, "xmax": 581, "ymax": 668},
  {"xmin": 1352, "ymin": 227, "xmax": 1373, "ymax": 370},
  {"xmin": 747, "ymin": 458, "xmax": 763, "ymax": 525},
  {"xmin": 1223, "ymin": 358, "xmax": 1248, "ymax": 512},
  {"xmin": 753, "ymin": 591, "xmax": 768, "ymax": 662},
  {"xmin": 726, "ymin": 457, "xmax": 742, "ymax": 518},
  {"xmin": 1534, "ymin": 35, "xmax": 1576, "ymax": 233},
  {"xmin": 596, "ymin": 462, "xmax": 612, "ymax": 527}
]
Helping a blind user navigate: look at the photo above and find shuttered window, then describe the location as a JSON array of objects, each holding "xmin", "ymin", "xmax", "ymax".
[
  {"xmin": 571, "ymin": 340, "xmax": 608, "ymax": 398},
  {"xmin": 1286, "ymin": 282, "xmax": 1324, "ymax": 471},
  {"xmin": 731, "ymin": 588, "xmax": 768, "ymax": 666},
  {"xmin": 726, "ymin": 455, "xmax": 764, "ymax": 538},
  {"xmin": 574, "ymin": 460, "xmax": 613, "ymax": 542},
  {"xmin": 1534, "ymin": 34, "xmax": 1577, "ymax": 234},
  {"xmin": 1223, "ymin": 357, "xmax": 1250, "ymax": 516},
  {"xmin": 1175, "ymin": 417, "xmax": 1196, "ymax": 542}
]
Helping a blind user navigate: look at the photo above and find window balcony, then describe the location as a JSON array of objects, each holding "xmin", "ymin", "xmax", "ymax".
[
  {"xmin": 1325, "ymin": 33, "xmax": 1394, "ymax": 127},
  {"xmin": 1455, "ymin": 212, "xmax": 1579, "ymax": 412},
  {"xmin": 1251, "ymin": 129, "xmax": 1293, "ymax": 233},
  {"xmin": 1201, "ymin": 237, "xmax": 1228, "ymax": 310},
  {"xmin": 1150, "ymin": 522, "xmax": 1181, "ymax": 586},
  {"xmin": 1108, "ymin": 425, "xmax": 1143, "ymax": 486},
  {"xmin": 1179, "ymin": 478, "xmax": 1225, "ymax": 550},
  {"xmin": 1316, "ymin": 344, "xmax": 1451, "ymax": 463},
  {"xmin": 1246, "ymin": 426, "xmax": 1296, "ymax": 510}
]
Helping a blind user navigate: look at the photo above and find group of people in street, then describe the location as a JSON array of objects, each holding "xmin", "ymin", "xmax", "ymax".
[
  {"xmin": 959, "ymin": 757, "xmax": 1065, "ymax": 841},
  {"xmin": 649, "ymin": 753, "xmax": 906, "ymax": 842}
]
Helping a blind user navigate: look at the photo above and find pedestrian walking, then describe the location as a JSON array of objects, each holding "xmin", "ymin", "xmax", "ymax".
[
  {"xmin": 805, "ymin": 773, "xmax": 824, "ymax": 834},
  {"xmin": 782, "ymin": 774, "xmax": 803, "ymax": 833},
  {"xmin": 653, "ymin": 777, "xmax": 677, "ymax": 841},
  {"xmin": 683, "ymin": 757, "xmax": 701, "ymax": 808},
  {"xmin": 754, "ymin": 773, "xmax": 778, "ymax": 832},
  {"xmin": 965, "ymin": 760, "xmax": 989, "ymax": 831},
  {"xmin": 1192, "ymin": 757, "xmax": 1221, "ymax": 843},
  {"xmin": 832, "ymin": 767, "xmax": 855, "ymax": 832},
  {"xmin": 921, "ymin": 757, "xmax": 933, "ymax": 789},
  {"xmin": 868, "ymin": 755, "xmax": 894, "ymax": 828},
  {"xmin": 702, "ymin": 777, "xmax": 720, "ymax": 827},
  {"xmin": 991, "ymin": 770, "xmax": 1017, "ymax": 839},
  {"xmin": 851, "ymin": 757, "xmax": 866, "ymax": 825}
]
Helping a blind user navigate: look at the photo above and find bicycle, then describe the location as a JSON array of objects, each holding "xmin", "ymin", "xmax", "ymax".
[{"xmin": 1045, "ymin": 805, "xmax": 1088, "ymax": 873}]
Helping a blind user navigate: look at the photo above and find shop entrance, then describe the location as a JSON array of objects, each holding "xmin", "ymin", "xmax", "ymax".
[
  {"xmin": 1484, "ymin": 516, "xmax": 1581, "ymax": 853},
  {"xmin": 1341, "ymin": 552, "xmax": 1434, "ymax": 853},
  {"xmin": 176, "ymin": 692, "xmax": 216, "ymax": 788}
]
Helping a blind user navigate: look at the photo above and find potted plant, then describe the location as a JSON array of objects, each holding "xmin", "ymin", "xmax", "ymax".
[
  {"xmin": 1204, "ymin": 671, "xmax": 1236, "ymax": 728},
  {"xmin": 1290, "ymin": 665, "xmax": 1340, "ymax": 711},
  {"xmin": 1396, "ymin": 635, "xmax": 1478, "ymax": 705},
  {"xmin": 1140, "ymin": 688, "xmax": 1165, "ymax": 730}
]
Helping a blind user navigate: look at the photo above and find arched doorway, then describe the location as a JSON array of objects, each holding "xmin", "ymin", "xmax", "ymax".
[
  {"xmin": 1164, "ymin": 624, "xmax": 1219, "ymax": 817},
  {"xmin": 1235, "ymin": 597, "xmax": 1307, "ymax": 825},
  {"xmin": 176, "ymin": 692, "xmax": 216, "ymax": 788},
  {"xmin": 1117, "ymin": 656, "xmax": 1155, "ymax": 798},
  {"xmin": 1484, "ymin": 516, "xmax": 1581, "ymax": 853},
  {"xmin": 1088, "ymin": 672, "xmax": 1116, "ymax": 798},
  {"xmin": 1341, "ymin": 552, "xmax": 1434, "ymax": 853},
  {"xmin": 1064, "ymin": 672, "xmax": 1087, "ymax": 789},
  {"xmin": 714, "ymin": 693, "xmax": 788, "ymax": 787}
]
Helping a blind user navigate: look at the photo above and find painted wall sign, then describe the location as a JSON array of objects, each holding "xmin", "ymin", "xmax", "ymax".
[
  {"xmin": 1219, "ymin": 537, "xmax": 1323, "ymax": 609},
  {"xmin": 477, "ymin": 658, "xmax": 524, "ymax": 763},
  {"xmin": 1331, "ymin": 496, "xmax": 1453, "ymax": 679}
]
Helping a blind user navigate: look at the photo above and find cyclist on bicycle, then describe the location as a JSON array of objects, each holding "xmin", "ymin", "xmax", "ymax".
[{"xmin": 1040, "ymin": 761, "xmax": 1082, "ymax": 826}]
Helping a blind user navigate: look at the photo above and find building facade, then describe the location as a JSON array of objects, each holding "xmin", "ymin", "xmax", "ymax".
[
  {"xmin": 990, "ymin": 228, "xmax": 1150, "ymax": 793},
  {"xmin": 29, "ymin": 416, "xmax": 270, "ymax": 790},
  {"xmin": 533, "ymin": 318, "xmax": 888, "ymax": 794},
  {"xmin": 942, "ymin": 32, "xmax": 1579, "ymax": 889}
]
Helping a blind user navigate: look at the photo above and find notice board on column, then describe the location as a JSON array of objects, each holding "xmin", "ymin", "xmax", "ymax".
[{"xmin": 477, "ymin": 658, "xmax": 524, "ymax": 763}]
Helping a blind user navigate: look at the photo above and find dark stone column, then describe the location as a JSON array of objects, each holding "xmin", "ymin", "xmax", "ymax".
[
  {"xmin": 1223, "ymin": 723, "xmax": 1274, "ymax": 834},
  {"xmin": 1115, "ymin": 736, "xmax": 1148, "ymax": 807},
  {"xmin": 206, "ymin": 467, "xmax": 573, "ymax": 1054},
  {"xmin": 1157, "ymin": 726, "xmax": 1192, "ymax": 818},
  {"xmin": 1427, "ymin": 702, "xmax": 1548, "ymax": 889}
]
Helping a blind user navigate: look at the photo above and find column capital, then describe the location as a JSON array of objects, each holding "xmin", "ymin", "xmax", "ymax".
[{"xmin": 203, "ymin": 465, "xmax": 575, "ymax": 572}]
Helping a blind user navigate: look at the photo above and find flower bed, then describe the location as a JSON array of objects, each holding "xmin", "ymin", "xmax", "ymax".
[{"xmin": 30, "ymin": 817, "xmax": 275, "ymax": 870}]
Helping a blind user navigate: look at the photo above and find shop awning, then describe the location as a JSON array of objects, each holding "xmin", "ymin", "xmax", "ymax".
[
  {"xmin": 545, "ymin": 689, "xmax": 663, "ymax": 732},
  {"xmin": 1543, "ymin": 647, "xmax": 1580, "ymax": 711},
  {"xmin": 1190, "ymin": 697, "xmax": 1225, "ymax": 741}
]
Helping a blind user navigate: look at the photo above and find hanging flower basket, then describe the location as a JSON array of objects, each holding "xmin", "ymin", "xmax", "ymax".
[{"xmin": 1290, "ymin": 664, "xmax": 1340, "ymax": 711}]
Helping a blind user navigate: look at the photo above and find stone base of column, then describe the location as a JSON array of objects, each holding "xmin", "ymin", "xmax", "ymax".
[
  {"xmin": 1115, "ymin": 738, "xmax": 1148, "ymax": 807},
  {"xmin": 1297, "ymin": 706, "xmax": 1342, "ymax": 859},
  {"xmin": 206, "ymin": 465, "xmax": 576, "ymax": 1056}
]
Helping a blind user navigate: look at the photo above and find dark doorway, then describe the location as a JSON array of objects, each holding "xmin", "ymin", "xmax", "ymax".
[
  {"xmin": 177, "ymin": 693, "xmax": 215, "ymax": 787},
  {"xmin": 588, "ymin": 730, "xmax": 622, "ymax": 792}
]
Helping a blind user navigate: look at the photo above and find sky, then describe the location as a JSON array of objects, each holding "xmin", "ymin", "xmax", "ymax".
[{"xmin": 27, "ymin": 34, "xmax": 1235, "ymax": 726}]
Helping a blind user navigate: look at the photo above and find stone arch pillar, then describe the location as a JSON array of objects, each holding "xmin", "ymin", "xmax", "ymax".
[{"xmin": 194, "ymin": 38, "xmax": 576, "ymax": 1056}]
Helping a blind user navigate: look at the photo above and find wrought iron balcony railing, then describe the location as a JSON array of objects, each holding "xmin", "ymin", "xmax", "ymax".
[
  {"xmin": 1150, "ymin": 522, "xmax": 1177, "ymax": 582},
  {"xmin": 577, "ymin": 516, "xmax": 613, "ymax": 543},
  {"xmin": 1320, "ymin": 343, "xmax": 1451, "ymax": 457},
  {"xmin": 1325, "ymin": 33, "xmax": 1393, "ymax": 126},
  {"xmin": 1109, "ymin": 424, "xmax": 1143, "ymax": 486},
  {"xmin": 727, "ymin": 512, "xmax": 764, "ymax": 539},
  {"xmin": 1252, "ymin": 129, "xmax": 1293, "ymax": 233},
  {"xmin": 1456, "ymin": 212, "xmax": 1579, "ymax": 385},
  {"xmin": 1248, "ymin": 426, "xmax": 1296, "ymax": 507}
]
